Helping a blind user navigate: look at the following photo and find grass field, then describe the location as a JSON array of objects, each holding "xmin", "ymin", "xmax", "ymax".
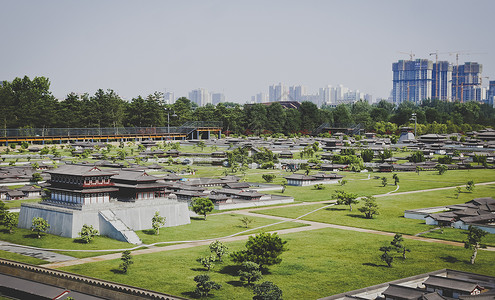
[
  {"xmin": 256, "ymin": 184, "xmax": 495, "ymax": 236},
  {"xmin": 420, "ymin": 227, "xmax": 495, "ymax": 247},
  {"xmin": 59, "ymin": 226, "xmax": 495, "ymax": 300},
  {"xmin": 136, "ymin": 213, "xmax": 306, "ymax": 245}
]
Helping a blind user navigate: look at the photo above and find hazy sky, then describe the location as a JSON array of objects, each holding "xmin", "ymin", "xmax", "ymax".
[{"xmin": 1, "ymin": 0, "xmax": 494, "ymax": 102}]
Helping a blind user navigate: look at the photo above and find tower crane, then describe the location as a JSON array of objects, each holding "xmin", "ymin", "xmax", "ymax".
[{"xmin": 398, "ymin": 51, "xmax": 415, "ymax": 61}]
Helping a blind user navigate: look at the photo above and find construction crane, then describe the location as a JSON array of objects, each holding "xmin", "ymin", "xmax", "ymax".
[
  {"xmin": 398, "ymin": 51, "xmax": 415, "ymax": 61},
  {"xmin": 448, "ymin": 51, "xmax": 486, "ymax": 102}
]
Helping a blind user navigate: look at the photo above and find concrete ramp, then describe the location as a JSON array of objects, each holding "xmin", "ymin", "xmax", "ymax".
[{"xmin": 99, "ymin": 210, "xmax": 142, "ymax": 245}]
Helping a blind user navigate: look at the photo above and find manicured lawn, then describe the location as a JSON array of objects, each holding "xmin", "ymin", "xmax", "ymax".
[
  {"xmin": 261, "ymin": 169, "xmax": 495, "ymax": 204},
  {"xmin": 137, "ymin": 213, "xmax": 306, "ymax": 245},
  {"xmin": 0, "ymin": 213, "xmax": 304, "ymax": 259},
  {"xmin": 2, "ymin": 198, "xmax": 41, "ymax": 209},
  {"xmin": 256, "ymin": 184, "xmax": 495, "ymax": 236},
  {"xmin": 59, "ymin": 227, "xmax": 495, "ymax": 299},
  {"xmin": 0, "ymin": 250, "xmax": 48, "ymax": 265},
  {"xmin": 0, "ymin": 226, "xmax": 132, "ymax": 259},
  {"xmin": 420, "ymin": 227, "xmax": 495, "ymax": 247}
]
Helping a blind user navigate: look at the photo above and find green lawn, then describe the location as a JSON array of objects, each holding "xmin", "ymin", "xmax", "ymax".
[
  {"xmin": 137, "ymin": 213, "xmax": 306, "ymax": 245},
  {"xmin": 0, "ymin": 213, "xmax": 304, "ymax": 259},
  {"xmin": 59, "ymin": 227, "xmax": 495, "ymax": 300},
  {"xmin": 0, "ymin": 250, "xmax": 48, "ymax": 265},
  {"xmin": 0, "ymin": 227, "xmax": 132, "ymax": 259},
  {"xmin": 256, "ymin": 184, "xmax": 495, "ymax": 236},
  {"xmin": 420, "ymin": 227, "xmax": 495, "ymax": 247},
  {"xmin": 266, "ymin": 169, "xmax": 495, "ymax": 204},
  {"xmin": 2, "ymin": 198, "xmax": 41, "ymax": 209}
]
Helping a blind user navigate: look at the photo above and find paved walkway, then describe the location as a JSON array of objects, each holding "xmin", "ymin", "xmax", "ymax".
[{"xmin": 0, "ymin": 241, "xmax": 75, "ymax": 262}]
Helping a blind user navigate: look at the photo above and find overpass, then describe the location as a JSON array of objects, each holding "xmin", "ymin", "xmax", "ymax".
[{"xmin": 0, "ymin": 121, "xmax": 222, "ymax": 145}]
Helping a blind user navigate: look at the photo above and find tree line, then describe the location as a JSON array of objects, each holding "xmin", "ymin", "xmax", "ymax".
[{"xmin": 1, "ymin": 76, "xmax": 494, "ymax": 135}]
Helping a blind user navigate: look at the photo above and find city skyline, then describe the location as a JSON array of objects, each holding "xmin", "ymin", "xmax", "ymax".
[{"xmin": 1, "ymin": 1, "xmax": 494, "ymax": 103}]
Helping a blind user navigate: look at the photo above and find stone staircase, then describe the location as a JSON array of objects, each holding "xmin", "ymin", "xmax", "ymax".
[{"xmin": 99, "ymin": 210, "xmax": 142, "ymax": 245}]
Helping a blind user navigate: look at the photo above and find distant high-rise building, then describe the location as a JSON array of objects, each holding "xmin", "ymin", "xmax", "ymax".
[
  {"xmin": 319, "ymin": 85, "xmax": 333, "ymax": 106},
  {"xmin": 487, "ymin": 80, "xmax": 495, "ymax": 107},
  {"xmin": 211, "ymin": 93, "xmax": 225, "ymax": 105},
  {"xmin": 163, "ymin": 90, "xmax": 175, "ymax": 105},
  {"xmin": 392, "ymin": 59, "xmax": 433, "ymax": 105},
  {"xmin": 289, "ymin": 85, "xmax": 306, "ymax": 101},
  {"xmin": 431, "ymin": 61, "xmax": 452, "ymax": 101},
  {"xmin": 452, "ymin": 62, "xmax": 483, "ymax": 102},
  {"xmin": 269, "ymin": 83, "xmax": 288, "ymax": 102},
  {"xmin": 188, "ymin": 88, "xmax": 211, "ymax": 107}
]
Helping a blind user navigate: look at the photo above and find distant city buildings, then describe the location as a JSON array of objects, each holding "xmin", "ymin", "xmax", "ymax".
[
  {"xmin": 487, "ymin": 81, "xmax": 495, "ymax": 107},
  {"xmin": 392, "ymin": 59, "xmax": 487, "ymax": 105},
  {"xmin": 163, "ymin": 90, "xmax": 175, "ymax": 105},
  {"xmin": 211, "ymin": 92, "xmax": 225, "ymax": 105},
  {"xmin": 188, "ymin": 88, "xmax": 211, "ymax": 106}
]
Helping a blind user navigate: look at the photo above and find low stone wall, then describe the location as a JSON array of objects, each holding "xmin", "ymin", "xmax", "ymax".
[
  {"xmin": 18, "ymin": 199, "xmax": 191, "ymax": 240},
  {"xmin": 0, "ymin": 258, "xmax": 187, "ymax": 300}
]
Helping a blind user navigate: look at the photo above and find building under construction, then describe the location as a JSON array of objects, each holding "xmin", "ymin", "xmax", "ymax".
[{"xmin": 392, "ymin": 59, "xmax": 484, "ymax": 105}]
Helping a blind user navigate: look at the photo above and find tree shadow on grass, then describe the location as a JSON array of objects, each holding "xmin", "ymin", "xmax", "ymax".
[
  {"xmin": 440, "ymin": 255, "xmax": 459, "ymax": 263},
  {"xmin": 190, "ymin": 217, "xmax": 206, "ymax": 221},
  {"xmin": 72, "ymin": 238, "xmax": 88, "ymax": 244},
  {"xmin": 190, "ymin": 267, "xmax": 208, "ymax": 272},
  {"xmin": 218, "ymin": 264, "xmax": 241, "ymax": 276},
  {"xmin": 141, "ymin": 229, "xmax": 156, "ymax": 235},
  {"xmin": 0, "ymin": 229, "xmax": 11, "ymax": 234},
  {"xmin": 23, "ymin": 233, "xmax": 41, "ymax": 239},
  {"xmin": 325, "ymin": 207, "xmax": 347, "ymax": 212},
  {"xmin": 110, "ymin": 268, "xmax": 125, "ymax": 274},
  {"xmin": 181, "ymin": 291, "xmax": 198, "ymax": 299},
  {"xmin": 362, "ymin": 262, "xmax": 388, "ymax": 268},
  {"xmin": 346, "ymin": 214, "xmax": 367, "ymax": 219},
  {"xmin": 226, "ymin": 280, "xmax": 244, "ymax": 287}
]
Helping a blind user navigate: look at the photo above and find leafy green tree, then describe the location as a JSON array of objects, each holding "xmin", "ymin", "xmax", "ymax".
[
  {"xmin": 435, "ymin": 164, "xmax": 448, "ymax": 175},
  {"xmin": 31, "ymin": 172, "xmax": 43, "ymax": 183},
  {"xmin": 455, "ymin": 186, "xmax": 462, "ymax": 199},
  {"xmin": 196, "ymin": 140, "xmax": 206, "ymax": 152},
  {"xmin": 333, "ymin": 190, "xmax": 359, "ymax": 211},
  {"xmin": 262, "ymin": 174, "xmax": 276, "ymax": 183},
  {"xmin": 3, "ymin": 212, "xmax": 18, "ymax": 234},
  {"xmin": 381, "ymin": 177, "xmax": 388, "ymax": 187},
  {"xmin": 120, "ymin": 250, "xmax": 133, "ymax": 273},
  {"xmin": 464, "ymin": 225, "xmax": 487, "ymax": 265},
  {"xmin": 197, "ymin": 255, "xmax": 216, "ymax": 271},
  {"xmin": 238, "ymin": 261, "xmax": 263, "ymax": 285},
  {"xmin": 78, "ymin": 224, "xmax": 99, "ymax": 243},
  {"xmin": 358, "ymin": 196, "xmax": 380, "ymax": 219},
  {"xmin": 379, "ymin": 246, "xmax": 394, "ymax": 267},
  {"xmin": 191, "ymin": 197, "xmax": 214, "ymax": 220},
  {"xmin": 378, "ymin": 149, "xmax": 393, "ymax": 162},
  {"xmin": 0, "ymin": 200, "xmax": 8, "ymax": 223},
  {"xmin": 151, "ymin": 211, "xmax": 166, "ymax": 234},
  {"xmin": 253, "ymin": 281, "xmax": 283, "ymax": 300},
  {"xmin": 466, "ymin": 180, "xmax": 475, "ymax": 192},
  {"xmin": 31, "ymin": 217, "xmax": 50, "ymax": 238},
  {"xmin": 390, "ymin": 233, "xmax": 410, "ymax": 259},
  {"xmin": 409, "ymin": 151, "xmax": 425, "ymax": 163},
  {"xmin": 392, "ymin": 174, "xmax": 399, "ymax": 186},
  {"xmin": 193, "ymin": 274, "xmax": 221, "ymax": 297},
  {"xmin": 209, "ymin": 240, "xmax": 229, "ymax": 262},
  {"xmin": 241, "ymin": 216, "xmax": 253, "ymax": 228},
  {"xmin": 438, "ymin": 155, "xmax": 453, "ymax": 164},
  {"xmin": 361, "ymin": 149, "xmax": 374, "ymax": 162},
  {"xmin": 231, "ymin": 233, "xmax": 287, "ymax": 270},
  {"xmin": 415, "ymin": 166, "xmax": 423, "ymax": 175}
]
